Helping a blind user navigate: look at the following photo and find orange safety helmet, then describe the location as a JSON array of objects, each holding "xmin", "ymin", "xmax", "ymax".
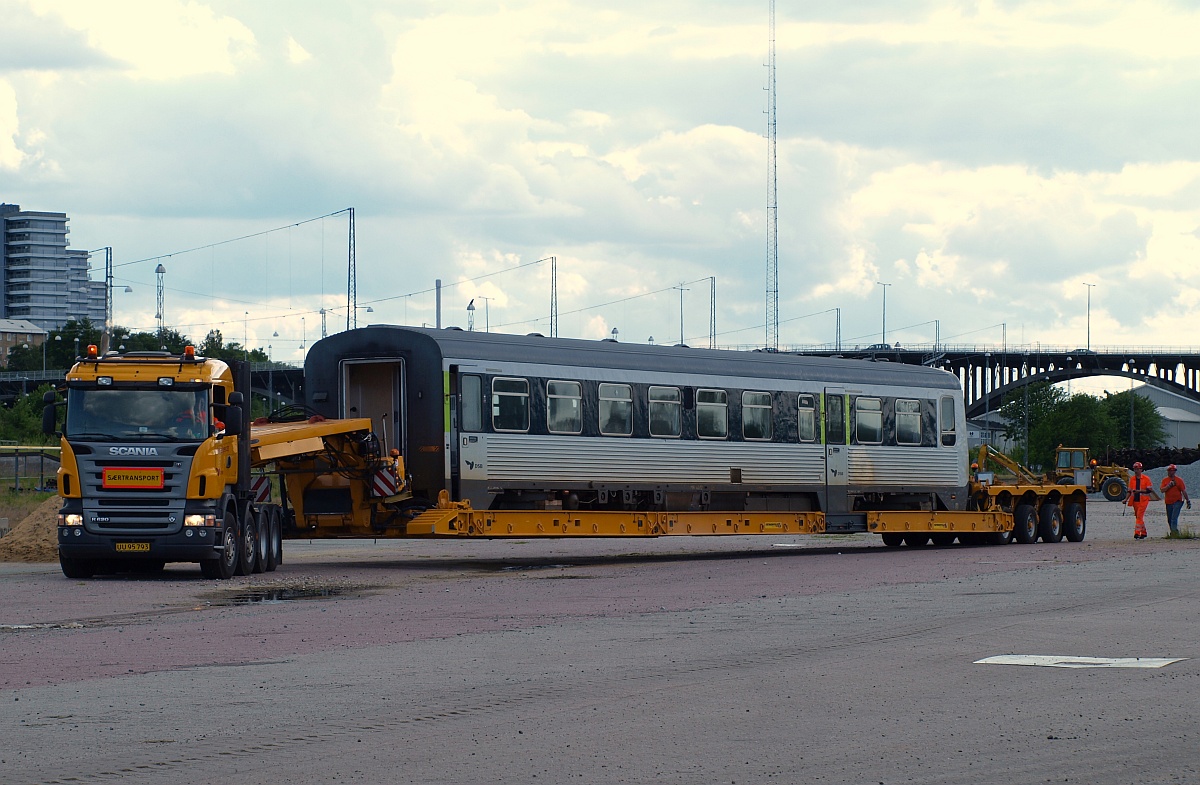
[
  {"xmin": 1133, "ymin": 461, "xmax": 1143, "ymax": 470},
  {"xmin": 1167, "ymin": 464, "xmax": 1177, "ymax": 472}
]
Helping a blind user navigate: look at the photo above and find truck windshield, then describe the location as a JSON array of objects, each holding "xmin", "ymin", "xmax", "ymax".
[{"xmin": 65, "ymin": 387, "xmax": 211, "ymax": 441}]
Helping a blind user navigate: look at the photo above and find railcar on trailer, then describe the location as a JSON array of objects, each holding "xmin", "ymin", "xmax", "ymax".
[{"xmin": 304, "ymin": 326, "xmax": 973, "ymax": 534}]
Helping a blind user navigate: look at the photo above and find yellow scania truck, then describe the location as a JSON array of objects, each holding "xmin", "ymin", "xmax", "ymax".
[{"xmin": 43, "ymin": 344, "xmax": 403, "ymax": 580}]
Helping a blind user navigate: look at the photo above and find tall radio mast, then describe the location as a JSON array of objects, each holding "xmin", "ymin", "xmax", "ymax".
[{"xmin": 765, "ymin": 0, "xmax": 779, "ymax": 351}]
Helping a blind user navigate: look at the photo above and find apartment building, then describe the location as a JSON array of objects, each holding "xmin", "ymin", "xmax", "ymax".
[{"xmin": 0, "ymin": 203, "xmax": 106, "ymax": 332}]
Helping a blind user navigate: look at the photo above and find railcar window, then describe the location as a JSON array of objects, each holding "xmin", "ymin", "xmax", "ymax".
[
  {"xmin": 599, "ymin": 383, "xmax": 633, "ymax": 436},
  {"xmin": 825, "ymin": 394, "xmax": 845, "ymax": 444},
  {"xmin": 697, "ymin": 389, "xmax": 728, "ymax": 439},
  {"xmin": 649, "ymin": 386, "xmax": 682, "ymax": 437},
  {"xmin": 896, "ymin": 399, "xmax": 922, "ymax": 445},
  {"xmin": 461, "ymin": 375, "xmax": 483, "ymax": 432},
  {"xmin": 797, "ymin": 395, "xmax": 817, "ymax": 442},
  {"xmin": 547, "ymin": 380, "xmax": 582, "ymax": 434},
  {"xmin": 492, "ymin": 377, "xmax": 530, "ymax": 432},
  {"xmin": 940, "ymin": 396, "xmax": 957, "ymax": 446},
  {"xmin": 743, "ymin": 391, "xmax": 772, "ymax": 440},
  {"xmin": 855, "ymin": 397, "xmax": 883, "ymax": 444}
]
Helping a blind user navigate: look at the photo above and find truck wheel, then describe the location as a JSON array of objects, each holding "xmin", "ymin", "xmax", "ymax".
[
  {"xmin": 1102, "ymin": 478, "xmax": 1127, "ymax": 502},
  {"xmin": 1063, "ymin": 502, "xmax": 1086, "ymax": 542},
  {"xmin": 200, "ymin": 511, "xmax": 238, "ymax": 579},
  {"xmin": 881, "ymin": 532, "xmax": 904, "ymax": 547},
  {"xmin": 1038, "ymin": 504, "xmax": 1064, "ymax": 543},
  {"xmin": 1013, "ymin": 504, "xmax": 1039, "ymax": 544},
  {"xmin": 930, "ymin": 533, "xmax": 956, "ymax": 546},
  {"xmin": 263, "ymin": 507, "xmax": 281, "ymax": 571},
  {"xmin": 236, "ymin": 507, "xmax": 258, "ymax": 576},
  {"xmin": 60, "ymin": 555, "xmax": 95, "ymax": 579},
  {"xmin": 254, "ymin": 508, "xmax": 270, "ymax": 574},
  {"xmin": 904, "ymin": 534, "xmax": 930, "ymax": 546}
]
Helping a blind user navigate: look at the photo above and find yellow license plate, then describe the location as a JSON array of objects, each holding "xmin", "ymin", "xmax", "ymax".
[{"xmin": 115, "ymin": 542, "xmax": 151, "ymax": 552}]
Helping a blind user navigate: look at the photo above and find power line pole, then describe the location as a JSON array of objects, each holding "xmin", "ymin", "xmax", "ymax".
[
  {"xmin": 155, "ymin": 264, "xmax": 166, "ymax": 347},
  {"xmin": 346, "ymin": 207, "xmax": 356, "ymax": 330},
  {"xmin": 709, "ymin": 276, "xmax": 716, "ymax": 349},
  {"xmin": 764, "ymin": 0, "xmax": 779, "ymax": 351}
]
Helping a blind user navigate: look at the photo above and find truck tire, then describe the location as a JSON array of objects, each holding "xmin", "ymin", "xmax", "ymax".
[
  {"xmin": 1013, "ymin": 504, "xmax": 1039, "ymax": 544},
  {"xmin": 881, "ymin": 532, "xmax": 904, "ymax": 547},
  {"xmin": 263, "ymin": 507, "xmax": 281, "ymax": 572},
  {"xmin": 930, "ymin": 533, "xmax": 956, "ymax": 546},
  {"xmin": 254, "ymin": 507, "xmax": 270, "ymax": 574},
  {"xmin": 1102, "ymin": 478, "xmax": 1127, "ymax": 502},
  {"xmin": 904, "ymin": 534, "xmax": 930, "ymax": 546},
  {"xmin": 60, "ymin": 555, "xmax": 95, "ymax": 579},
  {"xmin": 1063, "ymin": 502, "xmax": 1086, "ymax": 542},
  {"xmin": 200, "ymin": 511, "xmax": 239, "ymax": 579},
  {"xmin": 236, "ymin": 506, "xmax": 259, "ymax": 576},
  {"xmin": 987, "ymin": 528, "xmax": 1015, "ymax": 545},
  {"xmin": 1038, "ymin": 504, "xmax": 1064, "ymax": 543}
]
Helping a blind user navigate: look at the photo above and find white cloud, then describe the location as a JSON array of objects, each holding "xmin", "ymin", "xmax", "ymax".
[
  {"xmin": 0, "ymin": 79, "xmax": 25, "ymax": 170},
  {"xmin": 27, "ymin": 0, "xmax": 257, "ymax": 80},
  {"xmin": 286, "ymin": 36, "xmax": 311, "ymax": 65}
]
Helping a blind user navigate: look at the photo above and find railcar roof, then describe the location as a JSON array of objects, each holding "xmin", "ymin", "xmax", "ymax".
[{"xmin": 314, "ymin": 325, "xmax": 961, "ymax": 391}]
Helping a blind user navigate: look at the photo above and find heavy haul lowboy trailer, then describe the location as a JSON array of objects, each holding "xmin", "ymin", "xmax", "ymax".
[{"xmin": 45, "ymin": 333, "xmax": 1085, "ymax": 579}]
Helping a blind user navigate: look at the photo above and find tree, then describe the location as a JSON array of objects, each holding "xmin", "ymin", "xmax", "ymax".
[
  {"xmin": 1100, "ymin": 389, "xmax": 1167, "ymax": 450},
  {"xmin": 0, "ymin": 383, "xmax": 57, "ymax": 445},
  {"xmin": 999, "ymin": 381, "xmax": 1065, "ymax": 463},
  {"xmin": 197, "ymin": 329, "xmax": 267, "ymax": 362}
]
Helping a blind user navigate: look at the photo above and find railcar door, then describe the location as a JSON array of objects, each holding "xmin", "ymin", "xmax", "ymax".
[
  {"xmin": 451, "ymin": 369, "xmax": 489, "ymax": 503},
  {"xmin": 341, "ymin": 359, "xmax": 405, "ymax": 459},
  {"xmin": 823, "ymin": 388, "xmax": 851, "ymax": 519}
]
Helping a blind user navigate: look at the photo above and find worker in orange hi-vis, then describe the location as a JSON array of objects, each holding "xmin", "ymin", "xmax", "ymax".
[
  {"xmin": 1159, "ymin": 464, "xmax": 1191, "ymax": 536},
  {"xmin": 1126, "ymin": 462, "xmax": 1158, "ymax": 539}
]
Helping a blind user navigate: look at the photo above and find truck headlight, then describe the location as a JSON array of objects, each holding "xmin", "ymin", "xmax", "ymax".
[
  {"xmin": 59, "ymin": 514, "xmax": 83, "ymax": 527},
  {"xmin": 184, "ymin": 514, "xmax": 216, "ymax": 527}
]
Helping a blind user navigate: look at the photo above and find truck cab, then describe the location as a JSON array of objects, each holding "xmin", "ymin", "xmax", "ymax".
[{"xmin": 46, "ymin": 345, "xmax": 250, "ymax": 579}]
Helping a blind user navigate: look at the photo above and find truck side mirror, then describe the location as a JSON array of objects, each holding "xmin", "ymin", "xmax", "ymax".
[
  {"xmin": 223, "ymin": 391, "xmax": 245, "ymax": 436},
  {"xmin": 223, "ymin": 405, "xmax": 244, "ymax": 436},
  {"xmin": 42, "ymin": 401, "xmax": 57, "ymax": 436}
]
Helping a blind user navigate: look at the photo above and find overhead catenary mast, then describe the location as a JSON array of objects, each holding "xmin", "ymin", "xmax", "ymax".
[{"xmin": 765, "ymin": 0, "xmax": 779, "ymax": 351}]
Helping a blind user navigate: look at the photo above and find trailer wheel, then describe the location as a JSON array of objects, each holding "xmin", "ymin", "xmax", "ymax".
[
  {"xmin": 930, "ymin": 533, "xmax": 956, "ymax": 546},
  {"xmin": 200, "ymin": 511, "xmax": 238, "ymax": 579},
  {"xmin": 986, "ymin": 529, "xmax": 1015, "ymax": 546},
  {"xmin": 1013, "ymin": 504, "xmax": 1039, "ymax": 544},
  {"xmin": 904, "ymin": 534, "xmax": 930, "ymax": 547},
  {"xmin": 1102, "ymin": 478, "xmax": 1127, "ymax": 502},
  {"xmin": 1038, "ymin": 504, "xmax": 1064, "ymax": 543},
  {"xmin": 881, "ymin": 533, "xmax": 904, "ymax": 547},
  {"xmin": 235, "ymin": 506, "xmax": 259, "ymax": 576},
  {"xmin": 1063, "ymin": 502, "xmax": 1086, "ymax": 542},
  {"xmin": 60, "ymin": 555, "xmax": 95, "ymax": 579}
]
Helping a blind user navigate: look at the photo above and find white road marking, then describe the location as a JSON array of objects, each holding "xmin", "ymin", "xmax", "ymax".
[{"xmin": 975, "ymin": 655, "xmax": 1187, "ymax": 669}]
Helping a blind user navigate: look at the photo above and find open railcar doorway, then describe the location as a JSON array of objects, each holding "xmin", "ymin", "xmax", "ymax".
[{"xmin": 341, "ymin": 359, "xmax": 406, "ymax": 460}]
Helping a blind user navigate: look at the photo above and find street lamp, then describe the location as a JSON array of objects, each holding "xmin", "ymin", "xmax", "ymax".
[
  {"xmin": 983, "ymin": 351, "xmax": 991, "ymax": 446},
  {"xmin": 73, "ymin": 336, "xmax": 79, "ymax": 360},
  {"xmin": 1083, "ymin": 282, "xmax": 1095, "ymax": 351},
  {"xmin": 876, "ymin": 281, "xmax": 892, "ymax": 345}
]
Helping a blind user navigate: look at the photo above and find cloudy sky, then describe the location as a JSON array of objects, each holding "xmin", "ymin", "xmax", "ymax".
[{"xmin": 2, "ymin": 0, "xmax": 1199, "ymax": 364}]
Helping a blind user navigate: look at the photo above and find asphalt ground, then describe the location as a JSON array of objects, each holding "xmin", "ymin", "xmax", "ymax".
[{"xmin": 1, "ymin": 498, "xmax": 1197, "ymax": 785}]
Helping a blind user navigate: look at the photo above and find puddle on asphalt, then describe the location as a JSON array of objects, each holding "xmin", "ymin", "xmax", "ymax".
[
  {"xmin": 224, "ymin": 587, "xmax": 344, "ymax": 604},
  {"xmin": 202, "ymin": 582, "xmax": 380, "ymax": 606}
]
